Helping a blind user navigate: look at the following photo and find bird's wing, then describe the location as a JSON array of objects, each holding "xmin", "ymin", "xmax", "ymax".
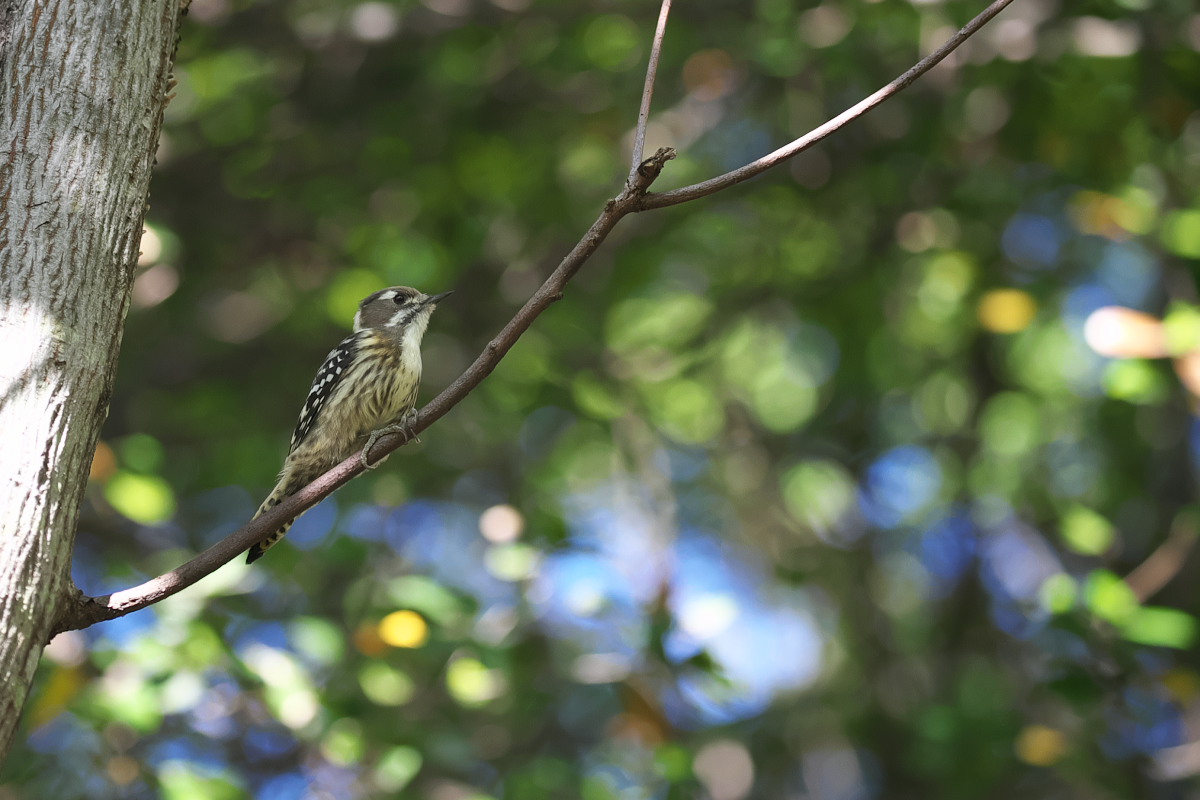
[{"xmin": 288, "ymin": 331, "xmax": 362, "ymax": 453}]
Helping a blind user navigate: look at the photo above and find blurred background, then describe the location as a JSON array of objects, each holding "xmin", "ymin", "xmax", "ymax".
[{"xmin": 4, "ymin": 0, "xmax": 1200, "ymax": 797}]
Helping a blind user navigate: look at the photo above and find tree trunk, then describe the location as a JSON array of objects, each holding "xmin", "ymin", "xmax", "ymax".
[{"xmin": 0, "ymin": 0, "xmax": 185, "ymax": 764}]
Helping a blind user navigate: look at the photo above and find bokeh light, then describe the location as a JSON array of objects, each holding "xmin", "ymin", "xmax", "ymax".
[{"xmin": 12, "ymin": 2, "xmax": 1200, "ymax": 799}]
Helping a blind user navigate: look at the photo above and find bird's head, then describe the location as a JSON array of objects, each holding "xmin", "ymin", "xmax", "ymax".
[{"xmin": 353, "ymin": 286, "xmax": 453, "ymax": 332}]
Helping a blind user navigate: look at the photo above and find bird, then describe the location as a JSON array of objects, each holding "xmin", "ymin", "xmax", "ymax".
[{"xmin": 246, "ymin": 286, "xmax": 452, "ymax": 563}]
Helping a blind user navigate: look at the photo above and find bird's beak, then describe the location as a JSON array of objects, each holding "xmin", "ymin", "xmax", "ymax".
[{"xmin": 426, "ymin": 290, "xmax": 453, "ymax": 306}]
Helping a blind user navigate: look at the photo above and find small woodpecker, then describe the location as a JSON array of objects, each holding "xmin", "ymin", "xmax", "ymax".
[{"xmin": 248, "ymin": 286, "xmax": 451, "ymax": 563}]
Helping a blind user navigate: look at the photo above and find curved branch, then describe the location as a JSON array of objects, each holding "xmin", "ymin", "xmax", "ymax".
[
  {"xmin": 53, "ymin": 148, "xmax": 678, "ymax": 635},
  {"xmin": 637, "ymin": 0, "xmax": 1017, "ymax": 211},
  {"xmin": 55, "ymin": 0, "xmax": 1016, "ymax": 635},
  {"xmin": 1124, "ymin": 512, "xmax": 1199, "ymax": 604}
]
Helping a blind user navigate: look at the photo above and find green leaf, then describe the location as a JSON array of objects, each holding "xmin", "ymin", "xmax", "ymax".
[
  {"xmin": 1083, "ymin": 570, "xmax": 1138, "ymax": 625},
  {"xmin": 105, "ymin": 471, "xmax": 175, "ymax": 524},
  {"xmin": 375, "ymin": 746, "xmax": 423, "ymax": 793},
  {"xmin": 1120, "ymin": 607, "xmax": 1198, "ymax": 649},
  {"xmin": 1161, "ymin": 209, "xmax": 1200, "ymax": 258},
  {"xmin": 158, "ymin": 762, "xmax": 243, "ymax": 800},
  {"xmin": 1060, "ymin": 506, "xmax": 1115, "ymax": 556}
]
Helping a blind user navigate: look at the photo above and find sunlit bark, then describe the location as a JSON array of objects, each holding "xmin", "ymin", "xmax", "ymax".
[{"xmin": 0, "ymin": 0, "xmax": 185, "ymax": 764}]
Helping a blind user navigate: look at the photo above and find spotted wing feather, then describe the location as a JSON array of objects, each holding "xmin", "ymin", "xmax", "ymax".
[{"xmin": 289, "ymin": 333, "xmax": 361, "ymax": 453}]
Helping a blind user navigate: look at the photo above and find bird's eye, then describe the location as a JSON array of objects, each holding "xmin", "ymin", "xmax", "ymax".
[{"xmin": 392, "ymin": 294, "xmax": 408, "ymax": 305}]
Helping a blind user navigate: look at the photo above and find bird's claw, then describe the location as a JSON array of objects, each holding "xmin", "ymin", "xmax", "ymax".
[
  {"xmin": 359, "ymin": 412, "xmax": 420, "ymax": 470},
  {"xmin": 360, "ymin": 430, "xmax": 385, "ymax": 470}
]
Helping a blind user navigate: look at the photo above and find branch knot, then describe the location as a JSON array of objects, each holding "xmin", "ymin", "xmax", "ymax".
[{"xmin": 637, "ymin": 147, "xmax": 676, "ymax": 183}]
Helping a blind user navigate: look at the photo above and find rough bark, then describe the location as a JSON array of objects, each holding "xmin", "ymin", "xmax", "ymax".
[{"xmin": 0, "ymin": 0, "xmax": 185, "ymax": 764}]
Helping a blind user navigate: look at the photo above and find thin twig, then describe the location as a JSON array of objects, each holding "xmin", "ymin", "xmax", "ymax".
[
  {"xmin": 1124, "ymin": 512, "xmax": 1198, "ymax": 604},
  {"xmin": 628, "ymin": 0, "xmax": 673, "ymax": 182},
  {"xmin": 638, "ymin": 0, "xmax": 1016, "ymax": 210}
]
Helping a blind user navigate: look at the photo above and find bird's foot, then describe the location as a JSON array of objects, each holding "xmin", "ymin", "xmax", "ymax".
[{"xmin": 359, "ymin": 411, "xmax": 420, "ymax": 470}]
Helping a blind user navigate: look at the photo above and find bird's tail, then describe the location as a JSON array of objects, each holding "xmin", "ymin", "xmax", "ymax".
[{"xmin": 246, "ymin": 473, "xmax": 309, "ymax": 563}]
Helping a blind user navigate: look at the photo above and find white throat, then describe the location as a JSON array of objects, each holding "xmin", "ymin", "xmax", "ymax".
[{"xmin": 398, "ymin": 309, "xmax": 431, "ymax": 353}]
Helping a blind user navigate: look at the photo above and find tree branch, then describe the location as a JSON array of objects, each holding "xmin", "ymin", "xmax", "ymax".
[
  {"xmin": 55, "ymin": 0, "xmax": 1014, "ymax": 634},
  {"xmin": 637, "ymin": 0, "xmax": 1017, "ymax": 211},
  {"xmin": 1124, "ymin": 511, "xmax": 1199, "ymax": 604},
  {"xmin": 53, "ymin": 148, "xmax": 678, "ymax": 635},
  {"xmin": 628, "ymin": 0, "xmax": 672, "ymax": 182}
]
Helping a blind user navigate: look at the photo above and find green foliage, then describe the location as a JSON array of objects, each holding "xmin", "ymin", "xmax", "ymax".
[{"xmin": 7, "ymin": 1, "xmax": 1200, "ymax": 798}]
